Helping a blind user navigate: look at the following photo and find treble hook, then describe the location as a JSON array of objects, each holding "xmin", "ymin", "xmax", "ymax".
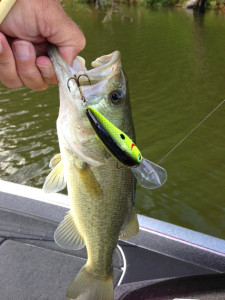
[
  {"xmin": 77, "ymin": 74, "xmax": 91, "ymax": 86},
  {"xmin": 76, "ymin": 74, "xmax": 91, "ymax": 104},
  {"xmin": 67, "ymin": 74, "xmax": 91, "ymax": 105},
  {"xmin": 67, "ymin": 77, "xmax": 77, "ymax": 92}
]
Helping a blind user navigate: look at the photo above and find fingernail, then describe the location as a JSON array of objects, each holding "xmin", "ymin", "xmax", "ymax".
[
  {"xmin": 37, "ymin": 65, "xmax": 51, "ymax": 78},
  {"xmin": 0, "ymin": 40, "xmax": 3, "ymax": 53},
  {"xmin": 13, "ymin": 41, "xmax": 31, "ymax": 60}
]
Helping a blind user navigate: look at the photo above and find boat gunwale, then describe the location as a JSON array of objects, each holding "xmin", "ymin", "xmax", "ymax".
[{"xmin": 0, "ymin": 179, "xmax": 225, "ymax": 273}]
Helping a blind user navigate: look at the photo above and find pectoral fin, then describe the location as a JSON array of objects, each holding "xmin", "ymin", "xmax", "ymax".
[
  {"xmin": 43, "ymin": 160, "xmax": 66, "ymax": 193},
  {"xmin": 119, "ymin": 209, "xmax": 139, "ymax": 240},
  {"xmin": 49, "ymin": 153, "xmax": 61, "ymax": 169},
  {"xmin": 77, "ymin": 164, "xmax": 103, "ymax": 199},
  {"xmin": 54, "ymin": 211, "xmax": 85, "ymax": 250}
]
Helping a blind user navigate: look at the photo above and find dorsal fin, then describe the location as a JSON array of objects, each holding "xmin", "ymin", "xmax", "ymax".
[{"xmin": 119, "ymin": 209, "xmax": 139, "ymax": 240}]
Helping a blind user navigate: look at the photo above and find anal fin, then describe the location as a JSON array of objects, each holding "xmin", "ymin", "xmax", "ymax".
[
  {"xmin": 54, "ymin": 211, "xmax": 85, "ymax": 250},
  {"xmin": 119, "ymin": 209, "xmax": 139, "ymax": 240},
  {"xmin": 74, "ymin": 163, "xmax": 103, "ymax": 199}
]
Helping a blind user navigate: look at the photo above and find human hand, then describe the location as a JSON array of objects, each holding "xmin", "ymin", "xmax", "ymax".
[{"xmin": 0, "ymin": 0, "xmax": 85, "ymax": 90}]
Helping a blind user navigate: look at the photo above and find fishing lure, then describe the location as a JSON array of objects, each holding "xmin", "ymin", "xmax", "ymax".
[{"xmin": 86, "ymin": 107, "xmax": 167, "ymax": 189}]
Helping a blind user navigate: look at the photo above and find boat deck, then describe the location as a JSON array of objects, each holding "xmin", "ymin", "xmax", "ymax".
[{"xmin": 0, "ymin": 180, "xmax": 225, "ymax": 299}]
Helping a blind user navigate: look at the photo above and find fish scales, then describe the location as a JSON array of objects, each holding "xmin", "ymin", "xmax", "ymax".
[
  {"xmin": 44, "ymin": 45, "xmax": 139, "ymax": 300},
  {"xmin": 69, "ymin": 159, "xmax": 134, "ymax": 273}
]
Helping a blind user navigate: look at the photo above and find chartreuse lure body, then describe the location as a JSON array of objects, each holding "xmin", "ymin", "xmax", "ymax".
[
  {"xmin": 86, "ymin": 107, "xmax": 167, "ymax": 189},
  {"xmin": 86, "ymin": 106, "xmax": 142, "ymax": 167}
]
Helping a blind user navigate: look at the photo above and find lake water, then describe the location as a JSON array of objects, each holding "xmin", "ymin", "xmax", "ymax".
[{"xmin": 0, "ymin": 3, "xmax": 224, "ymax": 239}]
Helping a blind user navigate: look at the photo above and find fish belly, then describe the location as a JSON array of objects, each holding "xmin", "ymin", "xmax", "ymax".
[{"xmin": 65, "ymin": 149, "xmax": 134, "ymax": 276}]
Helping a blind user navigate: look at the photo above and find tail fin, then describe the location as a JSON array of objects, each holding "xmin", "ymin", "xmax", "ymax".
[{"xmin": 66, "ymin": 265, "xmax": 113, "ymax": 300}]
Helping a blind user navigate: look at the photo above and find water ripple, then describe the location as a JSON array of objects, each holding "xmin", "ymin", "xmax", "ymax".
[{"xmin": 0, "ymin": 6, "xmax": 225, "ymax": 239}]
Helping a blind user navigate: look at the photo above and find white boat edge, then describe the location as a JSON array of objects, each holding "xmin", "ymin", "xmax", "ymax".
[{"xmin": 0, "ymin": 179, "xmax": 225, "ymax": 257}]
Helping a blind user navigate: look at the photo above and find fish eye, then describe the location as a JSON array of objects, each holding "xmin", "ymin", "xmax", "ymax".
[{"xmin": 109, "ymin": 90, "xmax": 123, "ymax": 105}]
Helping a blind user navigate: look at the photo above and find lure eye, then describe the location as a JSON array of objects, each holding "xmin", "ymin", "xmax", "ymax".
[
  {"xmin": 109, "ymin": 90, "xmax": 123, "ymax": 105},
  {"xmin": 138, "ymin": 154, "xmax": 142, "ymax": 162},
  {"xmin": 120, "ymin": 134, "xmax": 125, "ymax": 140}
]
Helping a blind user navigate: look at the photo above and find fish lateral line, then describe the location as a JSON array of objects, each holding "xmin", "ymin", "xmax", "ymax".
[{"xmin": 48, "ymin": 46, "xmax": 138, "ymax": 300}]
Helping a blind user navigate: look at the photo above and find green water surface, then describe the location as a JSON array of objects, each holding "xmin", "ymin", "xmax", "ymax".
[{"xmin": 0, "ymin": 4, "xmax": 224, "ymax": 238}]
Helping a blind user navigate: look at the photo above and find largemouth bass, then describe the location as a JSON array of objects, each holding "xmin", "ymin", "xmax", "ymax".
[{"xmin": 43, "ymin": 46, "xmax": 139, "ymax": 300}]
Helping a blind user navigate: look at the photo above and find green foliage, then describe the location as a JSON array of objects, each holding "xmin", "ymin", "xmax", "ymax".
[
  {"xmin": 207, "ymin": 0, "xmax": 225, "ymax": 8},
  {"xmin": 209, "ymin": 0, "xmax": 217, "ymax": 6},
  {"xmin": 145, "ymin": 0, "xmax": 179, "ymax": 7},
  {"xmin": 68, "ymin": 0, "xmax": 225, "ymax": 8}
]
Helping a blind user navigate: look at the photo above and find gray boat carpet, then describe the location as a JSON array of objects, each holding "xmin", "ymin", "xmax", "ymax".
[
  {"xmin": 0, "ymin": 207, "xmax": 123, "ymax": 300},
  {"xmin": 117, "ymin": 273, "xmax": 225, "ymax": 300},
  {"xmin": 0, "ymin": 191, "xmax": 223, "ymax": 300}
]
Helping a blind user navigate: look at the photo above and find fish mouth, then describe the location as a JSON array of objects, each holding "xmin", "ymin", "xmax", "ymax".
[
  {"xmin": 72, "ymin": 50, "xmax": 121, "ymax": 86},
  {"xmin": 48, "ymin": 45, "xmax": 123, "ymax": 166},
  {"xmin": 49, "ymin": 44, "xmax": 121, "ymax": 84},
  {"xmin": 73, "ymin": 51, "xmax": 123, "ymax": 107},
  {"xmin": 49, "ymin": 45, "xmax": 122, "ymax": 105}
]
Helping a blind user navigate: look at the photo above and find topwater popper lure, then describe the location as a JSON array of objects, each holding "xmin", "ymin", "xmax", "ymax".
[{"xmin": 86, "ymin": 107, "xmax": 167, "ymax": 189}]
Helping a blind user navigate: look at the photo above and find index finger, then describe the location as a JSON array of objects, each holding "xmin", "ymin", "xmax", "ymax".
[
  {"xmin": 37, "ymin": 1, "xmax": 86, "ymax": 65},
  {"xmin": 36, "ymin": 55, "xmax": 58, "ymax": 85}
]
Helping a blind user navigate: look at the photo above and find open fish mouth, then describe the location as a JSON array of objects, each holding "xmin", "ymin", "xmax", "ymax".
[
  {"xmin": 49, "ymin": 45, "xmax": 123, "ymax": 107},
  {"xmin": 48, "ymin": 45, "xmax": 121, "ymax": 86},
  {"xmin": 72, "ymin": 50, "xmax": 121, "ymax": 86},
  {"xmin": 70, "ymin": 51, "xmax": 123, "ymax": 107},
  {"xmin": 48, "ymin": 45, "xmax": 125, "ymax": 166}
]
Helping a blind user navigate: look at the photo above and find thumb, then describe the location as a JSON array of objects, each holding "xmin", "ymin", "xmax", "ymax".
[{"xmin": 38, "ymin": 0, "xmax": 86, "ymax": 65}]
